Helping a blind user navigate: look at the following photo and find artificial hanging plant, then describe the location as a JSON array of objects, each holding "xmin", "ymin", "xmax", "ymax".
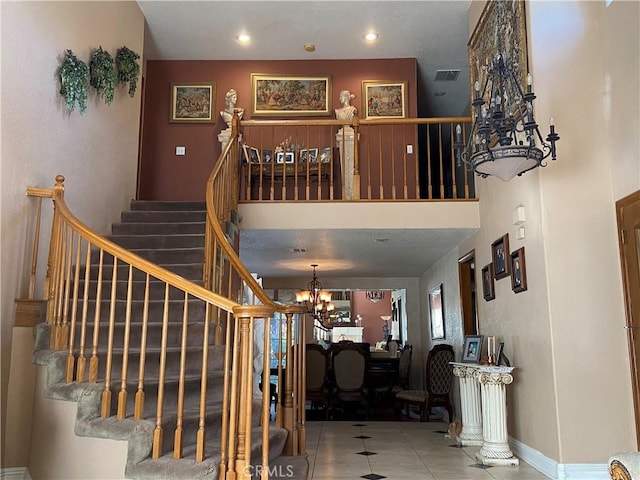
[
  {"xmin": 89, "ymin": 46, "xmax": 116, "ymax": 105},
  {"xmin": 115, "ymin": 46, "xmax": 140, "ymax": 97},
  {"xmin": 57, "ymin": 49, "xmax": 89, "ymax": 114}
]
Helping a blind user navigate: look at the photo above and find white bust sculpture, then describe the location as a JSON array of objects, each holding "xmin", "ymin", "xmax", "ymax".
[
  {"xmin": 220, "ymin": 88, "xmax": 244, "ymax": 128},
  {"xmin": 335, "ymin": 90, "xmax": 357, "ymax": 120}
]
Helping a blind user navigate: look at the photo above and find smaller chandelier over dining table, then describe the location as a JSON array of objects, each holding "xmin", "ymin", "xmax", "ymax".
[{"xmin": 296, "ymin": 264, "xmax": 334, "ymax": 326}]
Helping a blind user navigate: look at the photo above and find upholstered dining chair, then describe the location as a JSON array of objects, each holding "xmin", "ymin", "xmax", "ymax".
[
  {"xmin": 305, "ymin": 343, "xmax": 331, "ymax": 419},
  {"xmin": 391, "ymin": 344, "xmax": 413, "ymax": 394},
  {"xmin": 330, "ymin": 341, "xmax": 369, "ymax": 418},
  {"xmin": 395, "ymin": 343, "xmax": 454, "ymax": 422}
]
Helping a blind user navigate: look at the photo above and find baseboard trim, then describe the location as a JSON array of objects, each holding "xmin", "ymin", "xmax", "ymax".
[
  {"xmin": 0, "ymin": 467, "xmax": 30, "ymax": 480},
  {"xmin": 510, "ymin": 436, "xmax": 609, "ymax": 480}
]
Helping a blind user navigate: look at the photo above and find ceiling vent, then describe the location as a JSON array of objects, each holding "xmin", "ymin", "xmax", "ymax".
[
  {"xmin": 286, "ymin": 247, "xmax": 307, "ymax": 253},
  {"xmin": 434, "ymin": 69, "xmax": 461, "ymax": 81}
]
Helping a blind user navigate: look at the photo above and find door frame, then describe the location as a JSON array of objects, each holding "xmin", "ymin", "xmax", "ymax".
[
  {"xmin": 458, "ymin": 250, "xmax": 478, "ymax": 336},
  {"xmin": 616, "ymin": 189, "xmax": 640, "ymax": 448}
]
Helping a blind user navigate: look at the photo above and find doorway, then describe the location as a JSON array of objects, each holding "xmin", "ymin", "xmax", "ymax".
[
  {"xmin": 458, "ymin": 250, "xmax": 478, "ymax": 335},
  {"xmin": 616, "ymin": 190, "xmax": 640, "ymax": 448}
]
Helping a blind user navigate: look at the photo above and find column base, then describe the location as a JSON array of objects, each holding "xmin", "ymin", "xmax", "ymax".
[
  {"xmin": 476, "ymin": 450, "xmax": 519, "ymax": 466},
  {"xmin": 457, "ymin": 434, "xmax": 483, "ymax": 446}
]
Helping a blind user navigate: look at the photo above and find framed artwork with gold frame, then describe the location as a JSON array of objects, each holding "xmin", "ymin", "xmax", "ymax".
[
  {"xmin": 251, "ymin": 74, "xmax": 331, "ymax": 117},
  {"xmin": 170, "ymin": 83, "xmax": 216, "ymax": 123}
]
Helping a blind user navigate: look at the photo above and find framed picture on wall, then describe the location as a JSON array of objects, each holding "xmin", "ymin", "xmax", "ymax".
[
  {"xmin": 491, "ymin": 234, "xmax": 510, "ymax": 279},
  {"xmin": 510, "ymin": 247, "xmax": 528, "ymax": 293},
  {"xmin": 251, "ymin": 74, "xmax": 332, "ymax": 117},
  {"xmin": 482, "ymin": 263, "xmax": 495, "ymax": 301},
  {"xmin": 170, "ymin": 83, "xmax": 216, "ymax": 123},
  {"xmin": 362, "ymin": 80, "xmax": 407, "ymax": 119},
  {"xmin": 429, "ymin": 284, "xmax": 445, "ymax": 340}
]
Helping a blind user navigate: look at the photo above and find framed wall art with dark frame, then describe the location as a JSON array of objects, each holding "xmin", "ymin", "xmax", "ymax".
[
  {"xmin": 510, "ymin": 247, "xmax": 528, "ymax": 293},
  {"xmin": 170, "ymin": 83, "xmax": 216, "ymax": 123},
  {"xmin": 491, "ymin": 234, "xmax": 510, "ymax": 279},
  {"xmin": 250, "ymin": 74, "xmax": 331, "ymax": 117},
  {"xmin": 468, "ymin": 0, "xmax": 528, "ymax": 126},
  {"xmin": 481, "ymin": 263, "xmax": 496, "ymax": 301},
  {"xmin": 462, "ymin": 335, "xmax": 483, "ymax": 363},
  {"xmin": 361, "ymin": 80, "xmax": 407, "ymax": 119},
  {"xmin": 429, "ymin": 284, "xmax": 445, "ymax": 340}
]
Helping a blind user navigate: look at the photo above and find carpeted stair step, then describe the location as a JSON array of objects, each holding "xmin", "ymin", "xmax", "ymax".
[
  {"xmin": 77, "ymin": 278, "xmax": 205, "ymax": 301},
  {"xmin": 129, "ymin": 201, "xmax": 206, "ymax": 212},
  {"xmin": 121, "ymin": 210, "xmax": 206, "ymax": 224},
  {"xmin": 72, "ymin": 299, "xmax": 208, "ymax": 324},
  {"xmin": 107, "ymin": 234, "xmax": 205, "ymax": 250},
  {"xmin": 91, "ymin": 247, "xmax": 204, "ymax": 266},
  {"xmin": 111, "ymin": 222, "xmax": 206, "ymax": 236},
  {"xmin": 89, "ymin": 262, "xmax": 204, "ymax": 281}
]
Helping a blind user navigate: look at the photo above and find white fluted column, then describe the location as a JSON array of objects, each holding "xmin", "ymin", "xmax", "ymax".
[
  {"xmin": 336, "ymin": 127, "xmax": 357, "ymax": 200},
  {"xmin": 475, "ymin": 366, "xmax": 519, "ymax": 466},
  {"xmin": 451, "ymin": 363, "xmax": 483, "ymax": 446}
]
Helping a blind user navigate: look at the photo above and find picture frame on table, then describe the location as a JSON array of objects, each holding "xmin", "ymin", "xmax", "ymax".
[
  {"xmin": 496, "ymin": 341, "xmax": 504, "ymax": 366},
  {"xmin": 361, "ymin": 80, "xmax": 407, "ymax": 119},
  {"xmin": 462, "ymin": 335, "xmax": 483, "ymax": 363},
  {"xmin": 481, "ymin": 263, "xmax": 495, "ymax": 301},
  {"xmin": 276, "ymin": 151, "xmax": 295, "ymax": 164},
  {"xmin": 251, "ymin": 74, "xmax": 332, "ymax": 117},
  {"xmin": 299, "ymin": 148, "xmax": 318, "ymax": 163},
  {"xmin": 242, "ymin": 143, "xmax": 251, "ymax": 164},
  {"xmin": 261, "ymin": 149, "xmax": 273, "ymax": 163},
  {"xmin": 510, "ymin": 247, "xmax": 528, "ymax": 293},
  {"xmin": 318, "ymin": 147, "xmax": 332, "ymax": 163},
  {"xmin": 491, "ymin": 234, "xmax": 510, "ymax": 279},
  {"xmin": 170, "ymin": 83, "xmax": 216, "ymax": 123},
  {"xmin": 429, "ymin": 284, "xmax": 445, "ymax": 340},
  {"xmin": 249, "ymin": 147, "xmax": 260, "ymax": 163}
]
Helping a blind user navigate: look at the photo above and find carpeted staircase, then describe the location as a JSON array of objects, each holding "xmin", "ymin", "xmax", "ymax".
[{"xmin": 32, "ymin": 201, "xmax": 306, "ymax": 479}]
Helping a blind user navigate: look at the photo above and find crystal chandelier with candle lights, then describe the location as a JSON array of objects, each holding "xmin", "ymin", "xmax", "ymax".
[
  {"xmin": 454, "ymin": 2, "xmax": 559, "ymax": 181},
  {"xmin": 296, "ymin": 264, "xmax": 334, "ymax": 326}
]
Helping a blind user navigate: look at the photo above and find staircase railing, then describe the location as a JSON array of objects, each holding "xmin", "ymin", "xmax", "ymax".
[
  {"xmin": 239, "ymin": 115, "xmax": 473, "ymax": 202},
  {"xmin": 29, "ymin": 175, "xmax": 258, "ymax": 469},
  {"xmin": 204, "ymin": 114, "xmax": 308, "ymax": 479}
]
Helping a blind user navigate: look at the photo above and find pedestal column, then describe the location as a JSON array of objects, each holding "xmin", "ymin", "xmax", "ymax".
[
  {"xmin": 475, "ymin": 366, "xmax": 519, "ymax": 466},
  {"xmin": 336, "ymin": 127, "xmax": 357, "ymax": 200},
  {"xmin": 452, "ymin": 363, "xmax": 483, "ymax": 446}
]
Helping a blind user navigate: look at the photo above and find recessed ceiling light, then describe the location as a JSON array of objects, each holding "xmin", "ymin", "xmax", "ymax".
[
  {"xmin": 374, "ymin": 238, "xmax": 389, "ymax": 242},
  {"xmin": 237, "ymin": 34, "xmax": 250, "ymax": 44},
  {"xmin": 365, "ymin": 32, "xmax": 378, "ymax": 42}
]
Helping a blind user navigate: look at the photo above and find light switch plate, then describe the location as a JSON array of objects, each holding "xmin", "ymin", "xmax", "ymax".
[
  {"xmin": 176, "ymin": 146, "xmax": 186, "ymax": 156},
  {"xmin": 406, "ymin": 145, "xmax": 413, "ymax": 154}
]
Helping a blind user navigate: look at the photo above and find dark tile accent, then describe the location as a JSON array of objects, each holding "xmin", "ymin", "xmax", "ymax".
[
  {"xmin": 357, "ymin": 451, "xmax": 378, "ymax": 456},
  {"xmin": 353, "ymin": 423, "xmax": 367, "ymax": 427},
  {"xmin": 449, "ymin": 444, "xmax": 465, "ymax": 448},
  {"xmin": 361, "ymin": 474, "xmax": 386, "ymax": 479},
  {"xmin": 434, "ymin": 430, "xmax": 448, "ymax": 434},
  {"xmin": 354, "ymin": 435, "xmax": 371, "ymax": 439}
]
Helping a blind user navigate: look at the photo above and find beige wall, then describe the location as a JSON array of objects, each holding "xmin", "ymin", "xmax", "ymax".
[
  {"xmin": 459, "ymin": 0, "xmax": 639, "ymax": 465},
  {"xmin": 0, "ymin": 0, "xmax": 144, "ymax": 467}
]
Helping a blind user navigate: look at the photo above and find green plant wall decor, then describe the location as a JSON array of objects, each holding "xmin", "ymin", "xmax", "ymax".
[
  {"xmin": 115, "ymin": 46, "xmax": 141, "ymax": 97},
  {"xmin": 58, "ymin": 49, "xmax": 89, "ymax": 114},
  {"xmin": 89, "ymin": 46, "xmax": 116, "ymax": 105}
]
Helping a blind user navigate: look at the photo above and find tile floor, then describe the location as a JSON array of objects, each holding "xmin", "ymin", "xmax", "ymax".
[{"xmin": 304, "ymin": 420, "xmax": 550, "ymax": 480}]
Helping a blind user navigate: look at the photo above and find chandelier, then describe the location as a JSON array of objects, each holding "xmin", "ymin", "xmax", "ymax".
[
  {"xmin": 295, "ymin": 264, "xmax": 334, "ymax": 326},
  {"xmin": 455, "ymin": 6, "xmax": 559, "ymax": 181}
]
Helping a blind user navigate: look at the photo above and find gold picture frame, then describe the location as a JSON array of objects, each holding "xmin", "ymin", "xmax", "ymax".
[
  {"xmin": 251, "ymin": 74, "xmax": 331, "ymax": 117},
  {"xmin": 361, "ymin": 80, "xmax": 407, "ymax": 119},
  {"xmin": 468, "ymin": 0, "xmax": 528, "ymax": 122},
  {"xmin": 170, "ymin": 83, "xmax": 216, "ymax": 123}
]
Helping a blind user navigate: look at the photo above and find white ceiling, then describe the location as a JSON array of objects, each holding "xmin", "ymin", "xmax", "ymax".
[{"xmin": 136, "ymin": 0, "xmax": 477, "ymax": 279}]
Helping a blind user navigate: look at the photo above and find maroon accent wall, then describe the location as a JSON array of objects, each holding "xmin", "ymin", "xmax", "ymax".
[
  {"xmin": 351, "ymin": 291, "xmax": 392, "ymax": 346},
  {"xmin": 139, "ymin": 59, "xmax": 417, "ymax": 200}
]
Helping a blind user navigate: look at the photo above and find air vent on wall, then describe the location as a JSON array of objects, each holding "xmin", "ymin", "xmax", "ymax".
[{"xmin": 434, "ymin": 69, "xmax": 461, "ymax": 81}]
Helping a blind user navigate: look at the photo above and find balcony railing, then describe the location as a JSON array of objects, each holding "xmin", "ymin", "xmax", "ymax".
[{"xmin": 239, "ymin": 116, "xmax": 473, "ymax": 202}]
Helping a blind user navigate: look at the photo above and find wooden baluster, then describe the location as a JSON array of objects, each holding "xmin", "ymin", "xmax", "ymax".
[
  {"xmin": 89, "ymin": 249, "xmax": 104, "ymax": 383},
  {"xmin": 449, "ymin": 123, "xmax": 458, "ymax": 199},
  {"xmin": 173, "ymin": 292, "xmax": 190, "ymax": 459},
  {"xmin": 291, "ymin": 316, "xmax": 299, "ymax": 456},
  {"xmin": 438, "ymin": 123, "xmax": 445, "ymax": 198},
  {"xmin": 196, "ymin": 302, "xmax": 212, "ymax": 462},
  {"xmin": 415, "ymin": 124, "xmax": 422, "ymax": 199},
  {"xmin": 427, "ymin": 125, "xmax": 433, "ymax": 199},
  {"xmin": 76, "ymin": 241, "xmax": 92, "ymax": 382},
  {"xmin": 134, "ymin": 274, "xmax": 151, "ymax": 420},
  {"xmin": 65, "ymin": 232, "xmax": 81, "ymax": 383},
  {"xmin": 152, "ymin": 284, "xmax": 171, "ymax": 459},
  {"xmin": 261, "ymin": 315, "xmax": 271, "ymax": 480},
  {"xmin": 403, "ymin": 124, "xmax": 409, "ymax": 199},
  {"xmin": 100, "ymin": 256, "xmax": 119, "ymax": 418},
  {"xmin": 352, "ymin": 118, "xmax": 361, "ymax": 200},
  {"xmin": 298, "ymin": 312, "xmax": 307, "ymax": 457},
  {"xmin": 220, "ymin": 314, "xmax": 240, "ymax": 480},
  {"xmin": 117, "ymin": 265, "xmax": 134, "ymax": 419},
  {"xmin": 58, "ymin": 225, "xmax": 72, "ymax": 350},
  {"xmin": 391, "ymin": 125, "xmax": 397, "ymax": 200},
  {"xmin": 283, "ymin": 311, "xmax": 294, "ymax": 455}
]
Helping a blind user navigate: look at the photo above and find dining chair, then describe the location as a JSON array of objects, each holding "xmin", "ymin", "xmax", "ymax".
[
  {"xmin": 330, "ymin": 341, "xmax": 369, "ymax": 418},
  {"xmin": 305, "ymin": 343, "xmax": 331, "ymax": 419},
  {"xmin": 395, "ymin": 343, "xmax": 454, "ymax": 422}
]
